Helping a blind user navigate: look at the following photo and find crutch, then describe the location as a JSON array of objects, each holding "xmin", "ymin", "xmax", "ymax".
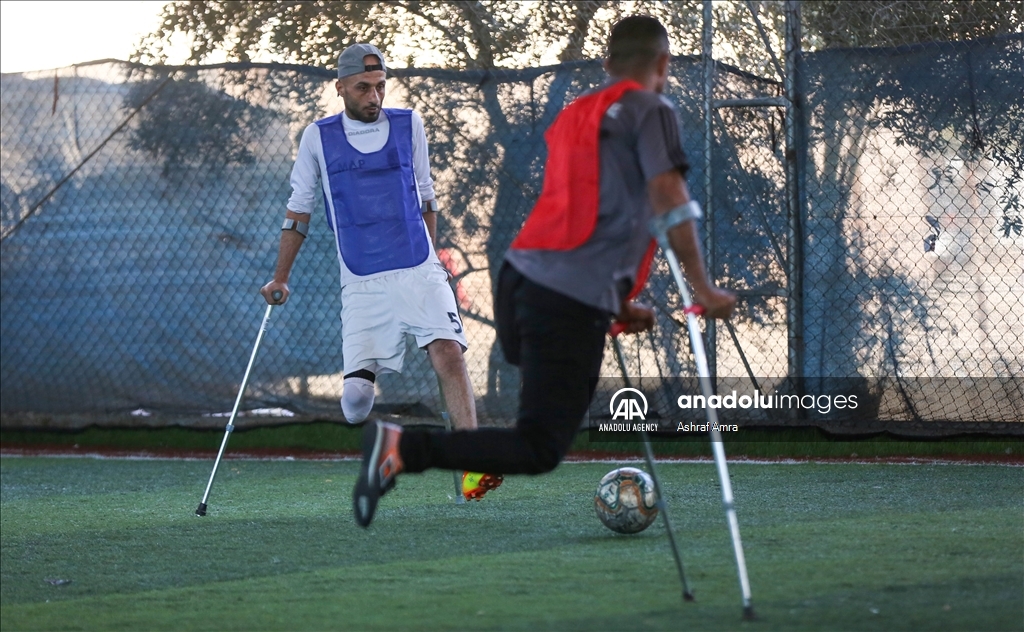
[
  {"xmin": 196, "ymin": 290, "xmax": 281, "ymax": 517},
  {"xmin": 650, "ymin": 207, "xmax": 755, "ymax": 620},
  {"xmin": 611, "ymin": 336, "xmax": 694, "ymax": 601},
  {"xmin": 436, "ymin": 374, "xmax": 466, "ymax": 504}
]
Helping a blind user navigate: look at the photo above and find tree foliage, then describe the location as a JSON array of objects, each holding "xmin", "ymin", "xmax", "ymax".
[
  {"xmin": 132, "ymin": 1, "xmax": 1022, "ymax": 387},
  {"xmin": 803, "ymin": 0, "xmax": 1022, "ymax": 49},
  {"xmin": 124, "ymin": 74, "xmax": 275, "ymax": 179},
  {"xmin": 138, "ymin": 1, "xmax": 708, "ymax": 69},
  {"xmin": 138, "ymin": 2, "xmax": 823, "ymax": 78}
]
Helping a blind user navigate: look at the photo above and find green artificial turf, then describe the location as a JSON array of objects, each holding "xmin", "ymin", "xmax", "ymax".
[{"xmin": 1, "ymin": 456, "xmax": 1021, "ymax": 631}]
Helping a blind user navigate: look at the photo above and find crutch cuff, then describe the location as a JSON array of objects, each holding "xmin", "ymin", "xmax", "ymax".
[{"xmin": 649, "ymin": 201, "xmax": 703, "ymax": 246}]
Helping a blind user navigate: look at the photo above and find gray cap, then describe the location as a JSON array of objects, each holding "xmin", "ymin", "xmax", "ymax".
[{"xmin": 337, "ymin": 43, "xmax": 387, "ymax": 79}]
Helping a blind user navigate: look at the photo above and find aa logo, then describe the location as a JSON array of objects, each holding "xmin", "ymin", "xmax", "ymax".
[{"xmin": 610, "ymin": 388, "xmax": 648, "ymax": 421}]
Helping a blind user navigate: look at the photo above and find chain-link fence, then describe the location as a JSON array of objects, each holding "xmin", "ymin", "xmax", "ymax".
[
  {"xmin": 798, "ymin": 34, "xmax": 1023, "ymax": 429},
  {"xmin": 1, "ymin": 5, "xmax": 1021, "ymax": 432}
]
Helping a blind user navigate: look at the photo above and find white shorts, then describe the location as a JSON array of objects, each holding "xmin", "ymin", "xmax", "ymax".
[{"xmin": 340, "ymin": 262, "xmax": 467, "ymax": 375}]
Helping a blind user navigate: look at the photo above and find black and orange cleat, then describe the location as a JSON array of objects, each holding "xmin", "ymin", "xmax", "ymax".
[{"xmin": 353, "ymin": 421, "xmax": 403, "ymax": 527}]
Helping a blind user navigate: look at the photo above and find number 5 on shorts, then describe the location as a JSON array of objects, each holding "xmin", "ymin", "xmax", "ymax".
[{"xmin": 447, "ymin": 312, "xmax": 463, "ymax": 334}]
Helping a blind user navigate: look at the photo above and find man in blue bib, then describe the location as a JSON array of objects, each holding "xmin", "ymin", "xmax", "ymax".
[{"xmin": 261, "ymin": 44, "xmax": 502, "ymax": 502}]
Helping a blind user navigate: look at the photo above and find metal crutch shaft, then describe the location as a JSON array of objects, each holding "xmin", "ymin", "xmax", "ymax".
[
  {"xmin": 196, "ymin": 293, "xmax": 280, "ymax": 517},
  {"xmin": 611, "ymin": 338, "xmax": 694, "ymax": 601},
  {"xmin": 656, "ymin": 238, "xmax": 755, "ymax": 620},
  {"xmin": 436, "ymin": 375, "xmax": 466, "ymax": 504},
  {"xmin": 640, "ymin": 431, "xmax": 694, "ymax": 601}
]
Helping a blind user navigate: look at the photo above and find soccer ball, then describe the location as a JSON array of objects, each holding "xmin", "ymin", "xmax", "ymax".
[{"xmin": 594, "ymin": 467, "xmax": 659, "ymax": 534}]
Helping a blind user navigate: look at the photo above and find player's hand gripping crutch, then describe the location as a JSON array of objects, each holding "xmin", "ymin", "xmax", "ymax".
[
  {"xmin": 195, "ymin": 290, "xmax": 281, "ymax": 517},
  {"xmin": 649, "ymin": 207, "xmax": 755, "ymax": 620}
]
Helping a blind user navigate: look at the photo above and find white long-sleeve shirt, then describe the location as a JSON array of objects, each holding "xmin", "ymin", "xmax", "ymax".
[{"xmin": 287, "ymin": 109, "xmax": 440, "ymax": 287}]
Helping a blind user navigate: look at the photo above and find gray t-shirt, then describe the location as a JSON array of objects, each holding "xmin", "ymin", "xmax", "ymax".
[{"xmin": 505, "ymin": 87, "xmax": 691, "ymax": 314}]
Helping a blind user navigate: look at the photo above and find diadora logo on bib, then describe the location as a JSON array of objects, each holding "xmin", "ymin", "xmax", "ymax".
[
  {"xmin": 347, "ymin": 127, "xmax": 381, "ymax": 136},
  {"xmin": 610, "ymin": 388, "xmax": 648, "ymax": 421}
]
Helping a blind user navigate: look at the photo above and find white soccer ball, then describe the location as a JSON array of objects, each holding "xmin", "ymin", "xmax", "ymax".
[{"xmin": 594, "ymin": 467, "xmax": 659, "ymax": 534}]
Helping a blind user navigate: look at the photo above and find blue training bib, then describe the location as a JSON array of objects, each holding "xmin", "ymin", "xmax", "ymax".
[{"xmin": 317, "ymin": 109, "xmax": 429, "ymax": 276}]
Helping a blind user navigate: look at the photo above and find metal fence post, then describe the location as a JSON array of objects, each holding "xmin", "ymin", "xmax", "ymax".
[
  {"xmin": 702, "ymin": 0, "xmax": 718, "ymax": 381},
  {"xmin": 784, "ymin": 0, "xmax": 806, "ymax": 407}
]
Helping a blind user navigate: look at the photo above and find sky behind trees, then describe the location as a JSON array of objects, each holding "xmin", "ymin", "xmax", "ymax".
[{"xmin": 0, "ymin": 1, "xmax": 194, "ymax": 73}]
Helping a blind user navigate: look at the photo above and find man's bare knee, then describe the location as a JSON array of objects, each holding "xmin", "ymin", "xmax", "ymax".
[{"xmin": 427, "ymin": 339, "xmax": 466, "ymax": 375}]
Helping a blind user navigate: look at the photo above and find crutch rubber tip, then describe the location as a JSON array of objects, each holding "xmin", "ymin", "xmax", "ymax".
[
  {"xmin": 683, "ymin": 591, "xmax": 695, "ymax": 602},
  {"xmin": 195, "ymin": 503, "xmax": 207, "ymax": 517},
  {"xmin": 743, "ymin": 605, "xmax": 757, "ymax": 620}
]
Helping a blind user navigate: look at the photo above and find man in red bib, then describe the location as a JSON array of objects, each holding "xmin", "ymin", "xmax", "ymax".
[{"xmin": 353, "ymin": 16, "xmax": 736, "ymax": 527}]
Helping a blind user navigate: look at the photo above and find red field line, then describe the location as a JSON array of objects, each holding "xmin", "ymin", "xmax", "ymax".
[{"xmin": 1, "ymin": 443, "xmax": 1021, "ymax": 465}]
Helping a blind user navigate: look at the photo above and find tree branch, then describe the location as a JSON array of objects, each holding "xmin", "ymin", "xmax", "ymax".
[
  {"xmin": 459, "ymin": 1, "xmax": 497, "ymax": 68},
  {"xmin": 558, "ymin": 1, "xmax": 606, "ymax": 62},
  {"xmin": 395, "ymin": 1, "xmax": 474, "ymax": 66}
]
